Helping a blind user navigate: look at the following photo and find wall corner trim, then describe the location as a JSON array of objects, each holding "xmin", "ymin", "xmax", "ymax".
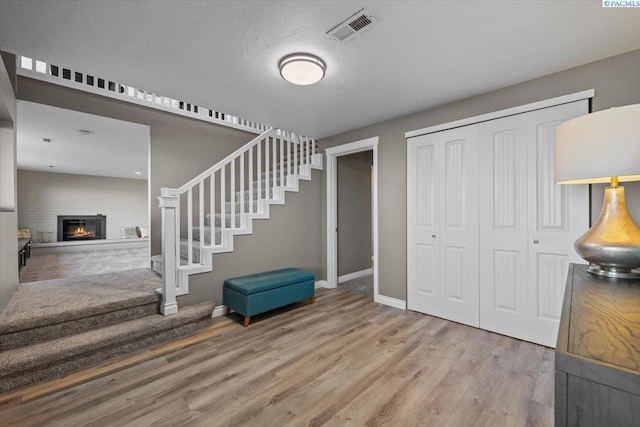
[
  {"xmin": 212, "ymin": 305, "xmax": 227, "ymax": 318},
  {"xmin": 315, "ymin": 280, "xmax": 330, "ymax": 289},
  {"xmin": 405, "ymin": 89, "xmax": 595, "ymax": 139},
  {"xmin": 374, "ymin": 294, "xmax": 406, "ymax": 310}
]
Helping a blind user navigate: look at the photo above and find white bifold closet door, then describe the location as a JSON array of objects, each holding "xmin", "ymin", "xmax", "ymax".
[
  {"xmin": 478, "ymin": 101, "xmax": 589, "ymax": 347},
  {"xmin": 407, "ymin": 100, "xmax": 588, "ymax": 346},
  {"xmin": 407, "ymin": 125, "xmax": 479, "ymax": 327}
]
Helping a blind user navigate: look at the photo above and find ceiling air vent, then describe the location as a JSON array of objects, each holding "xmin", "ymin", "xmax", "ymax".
[{"xmin": 326, "ymin": 9, "xmax": 376, "ymax": 42}]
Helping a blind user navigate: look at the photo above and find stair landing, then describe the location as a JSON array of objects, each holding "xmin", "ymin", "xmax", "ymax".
[
  {"xmin": 0, "ymin": 269, "xmax": 161, "ymax": 335},
  {"xmin": 0, "ymin": 269, "xmax": 214, "ymax": 394}
]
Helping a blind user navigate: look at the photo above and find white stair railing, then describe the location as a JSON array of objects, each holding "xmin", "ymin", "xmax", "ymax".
[{"xmin": 157, "ymin": 128, "xmax": 321, "ymax": 315}]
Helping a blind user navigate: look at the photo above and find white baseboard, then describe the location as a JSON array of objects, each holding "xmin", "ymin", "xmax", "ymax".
[
  {"xmin": 211, "ymin": 305, "xmax": 227, "ymax": 318},
  {"xmin": 338, "ymin": 268, "xmax": 373, "ymax": 284},
  {"xmin": 374, "ymin": 294, "xmax": 406, "ymax": 310},
  {"xmin": 315, "ymin": 280, "xmax": 329, "ymax": 289}
]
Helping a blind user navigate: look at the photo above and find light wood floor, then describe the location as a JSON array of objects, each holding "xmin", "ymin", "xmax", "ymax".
[{"xmin": 0, "ymin": 288, "xmax": 554, "ymax": 426}]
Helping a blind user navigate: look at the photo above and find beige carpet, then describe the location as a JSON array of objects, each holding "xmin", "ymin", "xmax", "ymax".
[
  {"xmin": 0, "ymin": 269, "xmax": 161, "ymax": 333},
  {"xmin": 20, "ymin": 247, "xmax": 149, "ymax": 283},
  {"xmin": 339, "ymin": 273, "xmax": 373, "ymax": 299}
]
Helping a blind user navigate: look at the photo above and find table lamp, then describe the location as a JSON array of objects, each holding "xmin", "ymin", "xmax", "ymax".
[{"xmin": 555, "ymin": 103, "xmax": 640, "ymax": 278}]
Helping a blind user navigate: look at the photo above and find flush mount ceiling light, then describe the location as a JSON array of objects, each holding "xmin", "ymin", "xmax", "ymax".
[{"xmin": 278, "ymin": 53, "xmax": 326, "ymax": 86}]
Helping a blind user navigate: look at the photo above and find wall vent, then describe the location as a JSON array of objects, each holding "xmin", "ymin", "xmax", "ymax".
[{"xmin": 326, "ymin": 9, "xmax": 376, "ymax": 42}]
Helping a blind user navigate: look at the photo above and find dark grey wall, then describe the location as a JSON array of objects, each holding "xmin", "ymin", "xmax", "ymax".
[
  {"xmin": 16, "ymin": 77, "xmax": 324, "ymax": 306},
  {"xmin": 320, "ymin": 49, "xmax": 640, "ymax": 301},
  {"xmin": 337, "ymin": 150, "xmax": 372, "ymax": 276}
]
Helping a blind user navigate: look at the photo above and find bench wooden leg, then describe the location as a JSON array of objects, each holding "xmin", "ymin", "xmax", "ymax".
[
  {"xmin": 243, "ymin": 316, "xmax": 251, "ymax": 327},
  {"xmin": 309, "ymin": 297, "xmax": 315, "ymax": 304},
  {"xmin": 225, "ymin": 307, "xmax": 231, "ymax": 316}
]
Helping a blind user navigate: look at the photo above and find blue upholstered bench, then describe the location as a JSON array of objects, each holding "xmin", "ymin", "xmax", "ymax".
[{"xmin": 223, "ymin": 268, "xmax": 315, "ymax": 327}]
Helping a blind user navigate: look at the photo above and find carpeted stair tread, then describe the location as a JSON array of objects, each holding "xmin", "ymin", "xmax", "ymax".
[
  {"xmin": 1, "ymin": 320, "xmax": 209, "ymax": 393},
  {"xmin": 0, "ymin": 269, "xmax": 161, "ymax": 335},
  {"xmin": 0, "ymin": 301, "xmax": 214, "ymax": 376},
  {"xmin": 237, "ymin": 187, "xmax": 276, "ymax": 202},
  {"xmin": 0, "ymin": 303, "xmax": 160, "ymax": 351},
  {"xmin": 192, "ymin": 225, "xmax": 223, "ymax": 245},
  {"xmin": 225, "ymin": 200, "xmax": 259, "ymax": 214},
  {"xmin": 180, "ymin": 239, "xmax": 203, "ymax": 264},
  {"xmin": 205, "ymin": 213, "xmax": 242, "ymax": 228}
]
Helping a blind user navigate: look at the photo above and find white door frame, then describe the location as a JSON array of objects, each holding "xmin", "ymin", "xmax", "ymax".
[{"xmin": 326, "ymin": 136, "xmax": 379, "ymax": 301}]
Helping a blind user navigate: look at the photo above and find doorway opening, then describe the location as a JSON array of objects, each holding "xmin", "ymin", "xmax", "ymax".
[
  {"xmin": 16, "ymin": 101, "xmax": 151, "ymax": 282},
  {"xmin": 326, "ymin": 137, "xmax": 379, "ymax": 301}
]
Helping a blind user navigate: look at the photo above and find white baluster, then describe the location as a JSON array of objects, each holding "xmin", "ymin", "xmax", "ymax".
[
  {"xmin": 230, "ymin": 158, "xmax": 236, "ymax": 227},
  {"xmin": 210, "ymin": 172, "xmax": 215, "ymax": 245},
  {"xmin": 294, "ymin": 134, "xmax": 299, "ymax": 176},
  {"xmin": 240, "ymin": 151, "xmax": 245, "ymax": 218},
  {"xmin": 199, "ymin": 181, "xmax": 204, "ymax": 251},
  {"xmin": 265, "ymin": 136, "xmax": 270, "ymax": 192},
  {"xmin": 272, "ymin": 135, "xmax": 277, "ymax": 191},
  {"xmin": 221, "ymin": 164, "xmax": 226, "ymax": 235},
  {"xmin": 187, "ymin": 188, "xmax": 193, "ymax": 265},
  {"xmin": 257, "ymin": 139, "xmax": 262, "ymax": 204},
  {"xmin": 249, "ymin": 145, "xmax": 254, "ymax": 213},
  {"xmin": 287, "ymin": 133, "xmax": 292, "ymax": 177},
  {"xmin": 280, "ymin": 136, "xmax": 284, "ymax": 188}
]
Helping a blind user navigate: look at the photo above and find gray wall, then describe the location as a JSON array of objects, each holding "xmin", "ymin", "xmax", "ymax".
[
  {"xmin": 320, "ymin": 49, "xmax": 640, "ymax": 301},
  {"xmin": 337, "ymin": 150, "xmax": 372, "ymax": 276},
  {"xmin": 17, "ymin": 170, "xmax": 148, "ymax": 241},
  {"xmin": 16, "ymin": 76, "xmax": 324, "ymax": 306},
  {"xmin": 0, "ymin": 51, "xmax": 18, "ymax": 310}
]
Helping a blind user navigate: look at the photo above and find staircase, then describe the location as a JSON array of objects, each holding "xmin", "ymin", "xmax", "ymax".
[
  {"xmin": 154, "ymin": 128, "xmax": 322, "ymax": 314},
  {"xmin": 0, "ymin": 269, "xmax": 215, "ymax": 393}
]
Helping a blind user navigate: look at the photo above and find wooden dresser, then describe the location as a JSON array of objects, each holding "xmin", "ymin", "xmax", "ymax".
[{"xmin": 555, "ymin": 263, "xmax": 640, "ymax": 426}]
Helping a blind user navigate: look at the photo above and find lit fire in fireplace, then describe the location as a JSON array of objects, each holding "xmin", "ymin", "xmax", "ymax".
[{"xmin": 71, "ymin": 226, "xmax": 95, "ymax": 238}]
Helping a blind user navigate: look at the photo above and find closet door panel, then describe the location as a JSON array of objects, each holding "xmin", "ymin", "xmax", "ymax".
[
  {"xmin": 527, "ymin": 101, "xmax": 589, "ymax": 347},
  {"xmin": 479, "ymin": 115, "xmax": 530, "ymax": 339},
  {"xmin": 407, "ymin": 135, "xmax": 440, "ymax": 312},
  {"xmin": 407, "ymin": 126, "xmax": 479, "ymax": 327},
  {"xmin": 437, "ymin": 126, "xmax": 480, "ymax": 327}
]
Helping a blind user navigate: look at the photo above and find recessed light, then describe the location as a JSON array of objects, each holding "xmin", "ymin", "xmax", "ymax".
[
  {"xmin": 78, "ymin": 129, "xmax": 94, "ymax": 135},
  {"xmin": 41, "ymin": 137, "xmax": 54, "ymax": 143},
  {"xmin": 134, "ymin": 171, "xmax": 142, "ymax": 175},
  {"xmin": 279, "ymin": 53, "xmax": 326, "ymax": 86}
]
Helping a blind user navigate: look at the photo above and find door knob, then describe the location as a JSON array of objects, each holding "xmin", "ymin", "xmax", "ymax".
[
  {"xmin": 432, "ymin": 234, "xmax": 437, "ymax": 238},
  {"xmin": 533, "ymin": 240, "xmax": 539, "ymax": 244}
]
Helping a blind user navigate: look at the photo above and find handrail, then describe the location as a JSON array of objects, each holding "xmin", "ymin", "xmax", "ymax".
[
  {"xmin": 162, "ymin": 128, "xmax": 309, "ymax": 196},
  {"xmin": 162, "ymin": 128, "xmax": 274, "ymax": 196}
]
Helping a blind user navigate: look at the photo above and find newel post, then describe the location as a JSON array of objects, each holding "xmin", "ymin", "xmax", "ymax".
[{"xmin": 158, "ymin": 189, "xmax": 179, "ymax": 315}]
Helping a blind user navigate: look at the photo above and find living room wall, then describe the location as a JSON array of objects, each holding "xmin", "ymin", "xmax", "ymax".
[
  {"xmin": 0, "ymin": 51, "xmax": 18, "ymax": 310},
  {"xmin": 16, "ymin": 76, "xmax": 323, "ymax": 306},
  {"xmin": 17, "ymin": 170, "xmax": 148, "ymax": 241},
  {"xmin": 320, "ymin": 48, "xmax": 640, "ymax": 302}
]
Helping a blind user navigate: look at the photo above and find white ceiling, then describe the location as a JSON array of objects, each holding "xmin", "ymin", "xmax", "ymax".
[
  {"xmin": 1, "ymin": 1, "xmax": 639, "ymax": 139},
  {"xmin": 17, "ymin": 101, "xmax": 149, "ymax": 180}
]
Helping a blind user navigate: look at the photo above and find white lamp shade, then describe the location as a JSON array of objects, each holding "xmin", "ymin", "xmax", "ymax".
[{"xmin": 555, "ymin": 104, "xmax": 640, "ymax": 184}]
